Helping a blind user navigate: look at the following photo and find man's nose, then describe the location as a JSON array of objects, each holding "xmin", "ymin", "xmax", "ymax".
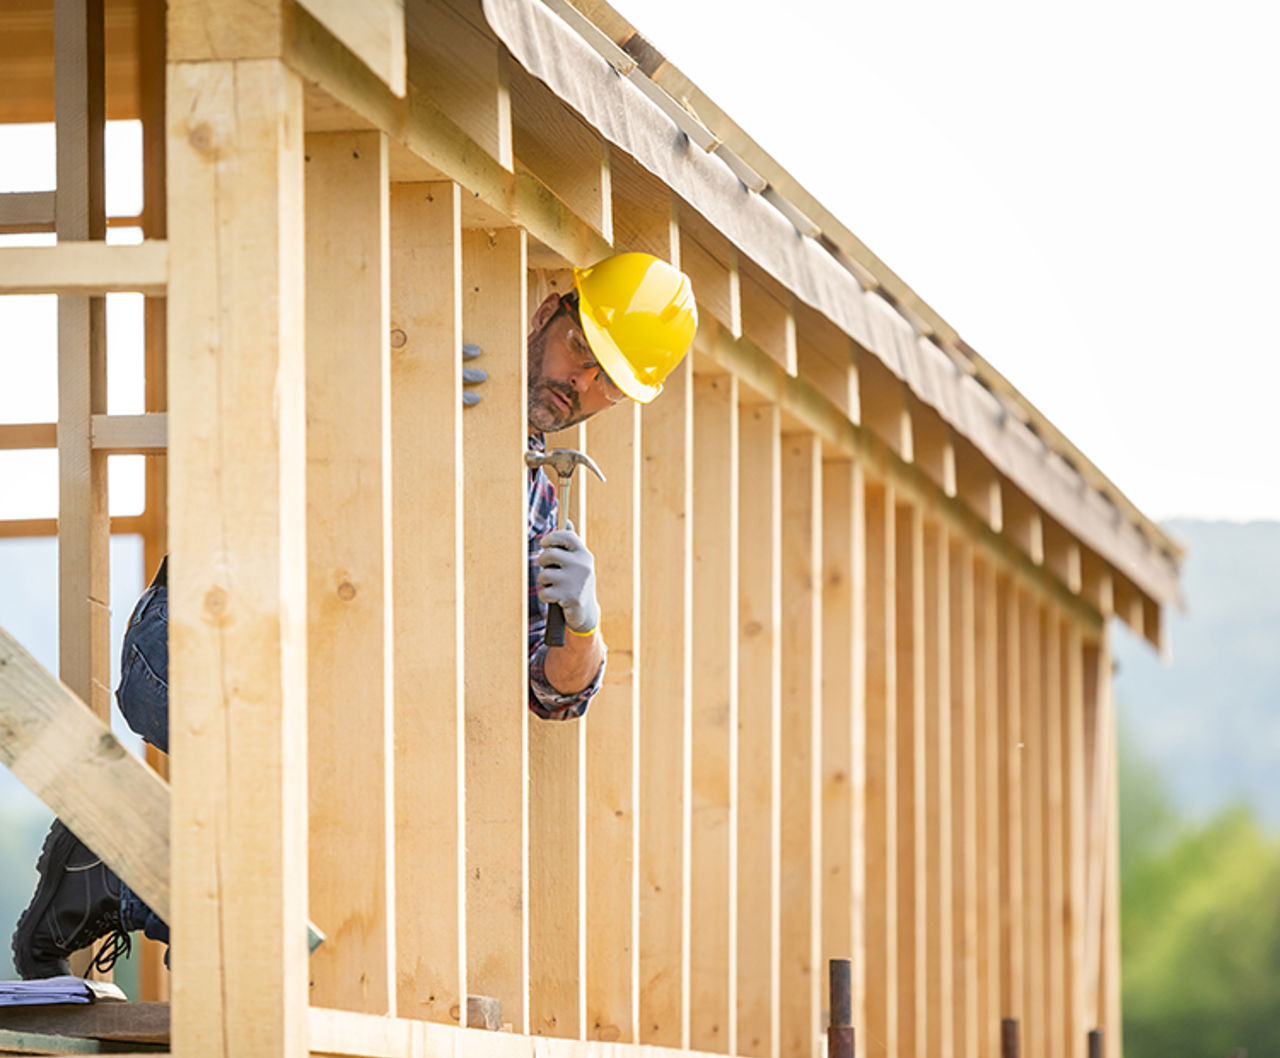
[{"xmin": 569, "ymin": 367, "xmax": 594, "ymax": 393}]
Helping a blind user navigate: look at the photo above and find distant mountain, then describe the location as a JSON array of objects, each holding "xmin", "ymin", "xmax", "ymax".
[{"xmin": 1113, "ymin": 519, "xmax": 1280, "ymax": 829}]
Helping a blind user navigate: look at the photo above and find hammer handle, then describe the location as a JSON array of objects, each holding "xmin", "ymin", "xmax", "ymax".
[{"xmin": 545, "ymin": 603, "xmax": 566, "ymax": 647}]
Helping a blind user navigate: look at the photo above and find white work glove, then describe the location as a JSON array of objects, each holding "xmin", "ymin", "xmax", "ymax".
[{"xmin": 535, "ymin": 526, "xmax": 600, "ymax": 635}]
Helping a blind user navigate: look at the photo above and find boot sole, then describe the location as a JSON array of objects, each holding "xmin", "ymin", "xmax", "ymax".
[{"xmin": 11, "ymin": 819, "xmax": 77, "ymax": 979}]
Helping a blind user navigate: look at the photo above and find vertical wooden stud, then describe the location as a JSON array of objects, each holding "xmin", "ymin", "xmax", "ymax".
[
  {"xmin": 690, "ymin": 371, "xmax": 739, "ymax": 1053},
  {"xmin": 974, "ymin": 559, "xmax": 1001, "ymax": 1058},
  {"xmin": 1081, "ymin": 642, "xmax": 1108, "ymax": 1034},
  {"xmin": 530, "ymin": 420, "xmax": 583, "ymax": 1041},
  {"xmin": 1062, "ymin": 623, "xmax": 1087, "ymax": 1058},
  {"xmin": 736, "ymin": 401, "xmax": 781, "ymax": 1058},
  {"xmin": 305, "ymin": 130, "xmax": 394, "ymax": 1015},
  {"xmin": 583, "ymin": 402, "xmax": 641, "ymax": 1044},
  {"xmin": 167, "ymin": 55, "xmax": 310, "ymax": 1058},
  {"xmin": 1042, "ymin": 612, "xmax": 1066, "ymax": 1058},
  {"xmin": 998, "ymin": 580, "xmax": 1024, "ymax": 1029},
  {"xmin": 864, "ymin": 480, "xmax": 897, "ymax": 1058},
  {"xmin": 638, "ymin": 354, "xmax": 692, "ymax": 1048},
  {"xmin": 950, "ymin": 540, "xmax": 979, "ymax": 1058},
  {"xmin": 924, "ymin": 523, "xmax": 954, "ymax": 1058},
  {"xmin": 389, "ymin": 181, "xmax": 465, "ymax": 1024},
  {"xmin": 56, "ymin": 0, "xmax": 110, "ymax": 720},
  {"xmin": 779, "ymin": 432, "xmax": 822, "ymax": 1058},
  {"xmin": 1019, "ymin": 595, "xmax": 1044, "ymax": 1057},
  {"xmin": 821, "ymin": 458, "xmax": 866, "ymax": 1046},
  {"xmin": 895, "ymin": 501, "xmax": 926, "ymax": 1058},
  {"xmin": 461, "ymin": 225, "xmax": 529, "ymax": 1030}
]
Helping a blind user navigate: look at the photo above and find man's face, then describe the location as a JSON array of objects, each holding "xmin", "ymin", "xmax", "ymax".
[{"xmin": 527, "ymin": 293, "xmax": 626, "ymax": 434}]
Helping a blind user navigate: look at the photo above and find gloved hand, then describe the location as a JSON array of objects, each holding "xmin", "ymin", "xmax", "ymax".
[
  {"xmin": 462, "ymin": 342, "xmax": 486, "ymax": 406},
  {"xmin": 535, "ymin": 526, "xmax": 600, "ymax": 635}
]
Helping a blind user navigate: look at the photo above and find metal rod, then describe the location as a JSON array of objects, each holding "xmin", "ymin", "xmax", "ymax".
[
  {"xmin": 1001, "ymin": 1018, "xmax": 1020, "ymax": 1058},
  {"xmin": 1087, "ymin": 1027, "xmax": 1103, "ymax": 1058},
  {"xmin": 827, "ymin": 958, "xmax": 855, "ymax": 1058}
]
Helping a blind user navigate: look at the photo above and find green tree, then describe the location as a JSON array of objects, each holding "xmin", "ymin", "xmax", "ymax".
[{"xmin": 1121, "ymin": 734, "xmax": 1280, "ymax": 1057}]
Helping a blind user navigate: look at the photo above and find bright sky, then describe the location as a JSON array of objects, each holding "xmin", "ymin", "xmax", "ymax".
[
  {"xmin": 611, "ymin": 0, "xmax": 1280, "ymax": 524},
  {"xmin": 2, "ymin": 2, "xmax": 1277, "ymax": 525}
]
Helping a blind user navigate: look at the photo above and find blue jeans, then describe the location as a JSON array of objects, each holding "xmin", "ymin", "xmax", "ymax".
[{"xmin": 116, "ymin": 559, "xmax": 171, "ymax": 948}]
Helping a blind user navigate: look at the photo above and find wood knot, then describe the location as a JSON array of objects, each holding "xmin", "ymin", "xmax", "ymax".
[
  {"xmin": 390, "ymin": 328, "xmax": 407, "ymax": 349},
  {"xmin": 203, "ymin": 586, "xmax": 228, "ymax": 617},
  {"xmin": 337, "ymin": 581, "xmax": 357, "ymax": 601},
  {"xmin": 187, "ymin": 122, "xmax": 217, "ymax": 156}
]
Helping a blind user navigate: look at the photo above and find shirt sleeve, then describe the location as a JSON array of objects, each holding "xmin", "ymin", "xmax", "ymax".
[{"xmin": 527, "ymin": 461, "xmax": 606, "ymax": 720}]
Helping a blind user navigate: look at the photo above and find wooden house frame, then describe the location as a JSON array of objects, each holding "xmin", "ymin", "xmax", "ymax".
[{"xmin": 0, "ymin": 1, "xmax": 1182, "ymax": 1056}]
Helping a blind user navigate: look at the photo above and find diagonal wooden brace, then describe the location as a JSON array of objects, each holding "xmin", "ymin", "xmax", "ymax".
[{"xmin": 0, "ymin": 625, "xmax": 171, "ymax": 922}]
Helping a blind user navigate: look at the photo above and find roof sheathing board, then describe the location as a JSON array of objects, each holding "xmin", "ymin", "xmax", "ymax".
[{"xmin": 478, "ymin": 0, "xmax": 1181, "ymax": 612}]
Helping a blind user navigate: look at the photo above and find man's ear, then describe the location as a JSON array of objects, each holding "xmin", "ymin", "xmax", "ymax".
[{"xmin": 530, "ymin": 292, "xmax": 563, "ymax": 334}]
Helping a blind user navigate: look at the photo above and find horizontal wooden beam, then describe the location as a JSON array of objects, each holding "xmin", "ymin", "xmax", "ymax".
[
  {"xmin": 0, "ymin": 515, "xmax": 149, "ymax": 540},
  {"xmin": 285, "ymin": 5, "xmax": 609, "ymax": 268},
  {"xmin": 92, "ymin": 412, "xmax": 168, "ymax": 452},
  {"xmin": 298, "ymin": 0, "xmax": 405, "ymax": 96},
  {"xmin": 0, "ymin": 191, "xmax": 56, "ymax": 235},
  {"xmin": 0, "ymin": 625, "xmax": 171, "ymax": 922},
  {"xmin": 0, "ymin": 241, "xmax": 168, "ymax": 296},
  {"xmin": 0, "ymin": 1002, "xmax": 170, "ymax": 1045},
  {"xmin": 0, "ymin": 415, "xmax": 167, "ymax": 453}
]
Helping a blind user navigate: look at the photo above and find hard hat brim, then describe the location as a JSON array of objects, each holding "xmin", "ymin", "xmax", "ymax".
[{"xmin": 575, "ymin": 273, "xmax": 664, "ymax": 404}]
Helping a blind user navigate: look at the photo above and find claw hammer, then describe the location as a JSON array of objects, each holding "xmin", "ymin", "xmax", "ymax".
[{"xmin": 524, "ymin": 447, "xmax": 606, "ymax": 646}]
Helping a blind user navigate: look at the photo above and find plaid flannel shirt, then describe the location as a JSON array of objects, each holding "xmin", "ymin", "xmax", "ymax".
[{"xmin": 527, "ymin": 433, "xmax": 605, "ymax": 719}]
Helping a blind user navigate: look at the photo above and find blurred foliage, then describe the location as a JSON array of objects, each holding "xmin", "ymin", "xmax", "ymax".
[{"xmin": 1120, "ymin": 728, "xmax": 1280, "ymax": 1058}]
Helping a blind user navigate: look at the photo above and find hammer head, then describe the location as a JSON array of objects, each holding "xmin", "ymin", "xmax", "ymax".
[{"xmin": 524, "ymin": 446, "xmax": 607, "ymax": 484}]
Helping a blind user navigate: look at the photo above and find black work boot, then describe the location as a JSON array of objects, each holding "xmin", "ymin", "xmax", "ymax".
[{"xmin": 11, "ymin": 820, "xmax": 133, "ymax": 979}]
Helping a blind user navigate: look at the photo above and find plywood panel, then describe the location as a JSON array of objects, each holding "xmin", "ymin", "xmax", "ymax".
[
  {"xmin": 166, "ymin": 56, "xmax": 310, "ymax": 1058},
  {"xmin": 690, "ymin": 373, "xmax": 739, "ymax": 1053},
  {"xmin": 779, "ymin": 432, "xmax": 822, "ymax": 1058},
  {"xmin": 389, "ymin": 181, "xmax": 465, "ymax": 1024},
  {"xmin": 582, "ymin": 402, "xmax": 640, "ymax": 1044},
  {"xmin": 638, "ymin": 355, "xmax": 692, "ymax": 1048},
  {"xmin": 736, "ymin": 402, "xmax": 781, "ymax": 1058},
  {"xmin": 461, "ymin": 225, "xmax": 530, "ymax": 1030},
  {"xmin": 820, "ymin": 459, "xmax": 865, "ymax": 1042},
  {"xmin": 304, "ymin": 130, "xmax": 393, "ymax": 1015},
  {"xmin": 895, "ymin": 502, "xmax": 925, "ymax": 1058},
  {"xmin": 924, "ymin": 524, "xmax": 953, "ymax": 1058},
  {"xmin": 864, "ymin": 481, "xmax": 897, "ymax": 1058}
]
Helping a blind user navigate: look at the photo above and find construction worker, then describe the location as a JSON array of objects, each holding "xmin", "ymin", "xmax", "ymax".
[{"xmin": 10, "ymin": 251, "xmax": 697, "ymax": 979}]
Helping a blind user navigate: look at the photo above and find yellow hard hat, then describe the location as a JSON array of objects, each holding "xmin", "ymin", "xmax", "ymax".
[{"xmin": 573, "ymin": 252, "xmax": 697, "ymax": 404}]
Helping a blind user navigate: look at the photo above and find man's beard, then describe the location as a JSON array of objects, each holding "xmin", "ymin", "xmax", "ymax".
[{"xmin": 527, "ymin": 323, "xmax": 591, "ymax": 433}]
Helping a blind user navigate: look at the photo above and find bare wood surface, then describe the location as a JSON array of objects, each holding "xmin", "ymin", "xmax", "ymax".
[
  {"xmin": 0, "ymin": 1003, "xmax": 169, "ymax": 1045},
  {"xmin": 1062, "ymin": 626, "xmax": 1087, "ymax": 1058},
  {"xmin": 638, "ymin": 355, "xmax": 692, "ymax": 1048},
  {"xmin": 820, "ymin": 458, "xmax": 865, "ymax": 1044},
  {"xmin": 1020, "ymin": 596, "xmax": 1045, "ymax": 1058},
  {"xmin": 735, "ymin": 402, "xmax": 780, "ymax": 1058},
  {"xmin": 998, "ymin": 580, "xmax": 1024, "ymax": 1022},
  {"xmin": 389, "ymin": 181, "xmax": 465, "ymax": 1024},
  {"xmin": 0, "ymin": 625, "xmax": 170, "ymax": 921},
  {"xmin": 297, "ymin": 0, "xmax": 405, "ymax": 95},
  {"xmin": 166, "ymin": 56, "xmax": 311, "ymax": 1058},
  {"xmin": 461, "ymin": 225, "xmax": 530, "ymax": 1032},
  {"xmin": 949, "ymin": 540, "xmax": 979, "ymax": 1058},
  {"xmin": 974, "ymin": 559, "xmax": 1001, "ymax": 1058},
  {"xmin": 90, "ymin": 413, "xmax": 167, "ymax": 452},
  {"xmin": 582, "ymin": 401, "xmax": 641, "ymax": 1044},
  {"xmin": 1042, "ymin": 614, "xmax": 1066, "ymax": 1058},
  {"xmin": 304, "ymin": 130, "xmax": 394, "ymax": 1015},
  {"xmin": 778, "ymin": 432, "xmax": 822, "ymax": 1058},
  {"xmin": 924, "ymin": 523, "xmax": 954, "ymax": 1058},
  {"xmin": 0, "ymin": 191, "xmax": 56, "ymax": 234},
  {"xmin": 0, "ymin": 243, "xmax": 167, "ymax": 296},
  {"xmin": 690, "ymin": 373, "xmax": 739, "ymax": 1053},
  {"xmin": 894, "ymin": 501, "xmax": 925, "ymax": 1058},
  {"xmin": 0, "ymin": 424, "xmax": 57, "ymax": 450},
  {"xmin": 864, "ymin": 480, "xmax": 897, "ymax": 1058}
]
